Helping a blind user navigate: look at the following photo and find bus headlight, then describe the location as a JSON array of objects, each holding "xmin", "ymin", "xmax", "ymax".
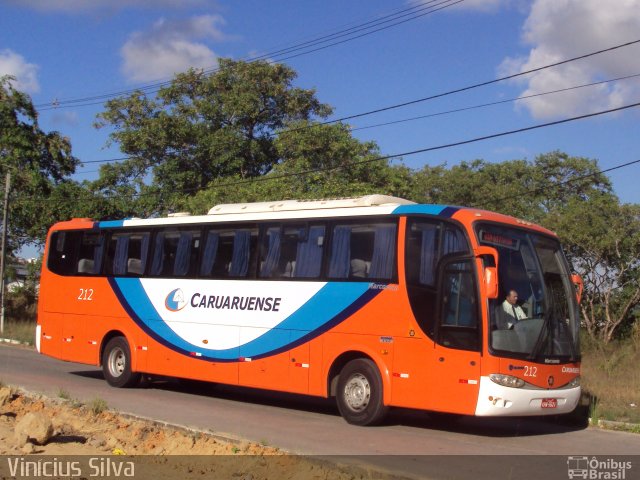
[
  {"xmin": 489, "ymin": 373, "xmax": 525, "ymax": 388},
  {"xmin": 566, "ymin": 376, "xmax": 580, "ymax": 388}
]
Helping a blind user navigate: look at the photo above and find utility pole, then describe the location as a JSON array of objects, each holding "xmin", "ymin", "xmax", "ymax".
[{"xmin": 0, "ymin": 172, "xmax": 10, "ymax": 335}]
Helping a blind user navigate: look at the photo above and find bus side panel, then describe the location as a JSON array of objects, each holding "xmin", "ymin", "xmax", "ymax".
[
  {"xmin": 39, "ymin": 274, "xmax": 149, "ymax": 370},
  {"xmin": 143, "ymin": 335, "xmax": 239, "ymax": 386},
  {"xmin": 390, "ymin": 336, "xmax": 433, "ymax": 410},
  {"xmin": 239, "ymin": 327, "xmax": 290, "ymax": 390},
  {"xmin": 38, "ymin": 312, "xmax": 63, "ymax": 359}
]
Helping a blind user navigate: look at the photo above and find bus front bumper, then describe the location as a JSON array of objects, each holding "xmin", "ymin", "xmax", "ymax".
[{"xmin": 474, "ymin": 376, "xmax": 581, "ymax": 416}]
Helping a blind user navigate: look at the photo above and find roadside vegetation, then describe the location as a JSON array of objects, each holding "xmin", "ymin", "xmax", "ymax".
[{"xmin": 581, "ymin": 327, "xmax": 640, "ymax": 424}]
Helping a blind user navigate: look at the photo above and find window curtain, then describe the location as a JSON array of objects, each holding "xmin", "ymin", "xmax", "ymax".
[
  {"xmin": 295, "ymin": 226, "xmax": 324, "ymax": 278},
  {"xmin": 92, "ymin": 236, "xmax": 104, "ymax": 275},
  {"xmin": 420, "ymin": 226, "xmax": 437, "ymax": 286},
  {"xmin": 328, "ymin": 226, "xmax": 351, "ymax": 278},
  {"xmin": 230, "ymin": 230, "xmax": 251, "ymax": 277},
  {"xmin": 443, "ymin": 228, "xmax": 465, "ymax": 255},
  {"xmin": 173, "ymin": 232, "xmax": 193, "ymax": 276},
  {"xmin": 200, "ymin": 231, "xmax": 219, "ymax": 276},
  {"xmin": 140, "ymin": 234, "xmax": 150, "ymax": 272},
  {"xmin": 113, "ymin": 236, "xmax": 130, "ymax": 276},
  {"xmin": 369, "ymin": 224, "xmax": 396, "ymax": 279},
  {"xmin": 260, "ymin": 228, "xmax": 281, "ymax": 277},
  {"xmin": 150, "ymin": 232, "xmax": 165, "ymax": 276}
]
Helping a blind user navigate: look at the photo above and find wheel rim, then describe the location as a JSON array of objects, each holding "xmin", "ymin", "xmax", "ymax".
[
  {"xmin": 107, "ymin": 346, "xmax": 126, "ymax": 378},
  {"xmin": 343, "ymin": 373, "xmax": 371, "ymax": 412}
]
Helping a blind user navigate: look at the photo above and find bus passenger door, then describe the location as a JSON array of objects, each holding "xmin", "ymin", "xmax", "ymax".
[{"xmin": 431, "ymin": 258, "xmax": 482, "ymax": 414}]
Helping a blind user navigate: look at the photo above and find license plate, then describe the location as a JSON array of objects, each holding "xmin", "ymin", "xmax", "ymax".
[{"xmin": 541, "ymin": 398, "xmax": 557, "ymax": 408}]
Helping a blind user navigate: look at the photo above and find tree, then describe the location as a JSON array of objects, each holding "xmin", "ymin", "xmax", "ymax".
[
  {"xmin": 547, "ymin": 194, "xmax": 640, "ymax": 343},
  {"xmin": 0, "ymin": 76, "xmax": 79, "ymax": 247},
  {"xmin": 184, "ymin": 120, "xmax": 414, "ymax": 213},
  {"xmin": 94, "ymin": 60, "xmax": 333, "ymax": 215},
  {"xmin": 409, "ymin": 151, "xmax": 612, "ymax": 223}
]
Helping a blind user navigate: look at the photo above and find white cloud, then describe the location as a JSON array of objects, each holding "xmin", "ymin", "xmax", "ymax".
[
  {"xmin": 411, "ymin": 0, "xmax": 516, "ymax": 13},
  {"xmin": 0, "ymin": 49, "xmax": 40, "ymax": 93},
  {"xmin": 121, "ymin": 15, "xmax": 228, "ymax": 83},
  {"xmin": 500, "ymin": 0, "xmax": 640, "ymax": 119},
  {"xmin": 6, "ymin": 0, "xmax": 205, "ymax": 13}
]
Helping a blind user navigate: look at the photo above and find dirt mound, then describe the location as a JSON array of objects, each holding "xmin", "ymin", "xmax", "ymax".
[{"xmin": 0, "ymin": 387, "xmax": 401, "ymax": 479}]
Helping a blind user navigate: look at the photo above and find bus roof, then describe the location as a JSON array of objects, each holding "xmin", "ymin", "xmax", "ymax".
[
  {"xmin": 207, "ymin": 195, "xmax": 415, "ymax": 215},
  {"xmin": 52, "ymin": 195, "xmax": 557, "ymax": 237}
]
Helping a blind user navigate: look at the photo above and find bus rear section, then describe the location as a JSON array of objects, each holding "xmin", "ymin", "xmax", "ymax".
[{"xmin": 36, "ymin": 197, "xmax": 582, "ymax": 425}]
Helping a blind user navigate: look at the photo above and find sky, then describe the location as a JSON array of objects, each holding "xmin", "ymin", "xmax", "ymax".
[{"xmin": 1, "ymin": 0, "xmax": 639, "ymax": 218}]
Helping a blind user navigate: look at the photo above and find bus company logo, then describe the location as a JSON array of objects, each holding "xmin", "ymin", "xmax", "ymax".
[
  {"xmin": 567, "ymin": 456, "xmax": 632, "ymax": 479},
  {"xmin": 165, "ymin": 288, "xmax": 187, "ymax": 312}
]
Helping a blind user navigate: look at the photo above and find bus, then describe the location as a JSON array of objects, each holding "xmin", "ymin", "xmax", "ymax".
[{"xmin": 36, "ymin": 195, "xmax": 583, "ymax": 425}]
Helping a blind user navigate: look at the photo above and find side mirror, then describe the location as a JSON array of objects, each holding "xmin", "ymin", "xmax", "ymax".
[
  {"xmin": 571, "ymin": 273, "xmax": 583, "ymax": 304},
  {"xmin": 474, "ymin": 246, "xmax": 499, "ymax": 300},
  {"xmin": 483, "ymin": 266, "xmax": 499, "ymax": 299}
]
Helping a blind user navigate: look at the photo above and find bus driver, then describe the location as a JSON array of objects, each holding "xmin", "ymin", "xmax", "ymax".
[{"xmin": 497, "ymin": 289, "xmax": 527, "ymax": 329}]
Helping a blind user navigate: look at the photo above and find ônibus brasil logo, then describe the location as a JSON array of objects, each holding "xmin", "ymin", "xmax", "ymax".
[{"xmin": 165, "ymin": 288, "xmax": 187, "ymax": 312}]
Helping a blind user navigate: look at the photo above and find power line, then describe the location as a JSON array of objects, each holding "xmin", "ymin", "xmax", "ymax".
[
  {"xmin": 349, "ymin": 72, "xmax": 640, "ymax": 132},
  {"xmin": 35, "ymin": 98, "xmax": 636, "ymax": 203},
  {"xmin": 192, "ymin": 100, "xmax": 640, "ymax": 193},
  {"xmin": 36, "ymin": 0, "xmax": 461, "ymax": 111},
  {"xmin": 310, "ymin": 38, "xmax": 640, "ymax": 128},
  {"xmin": 73, "ymin": 72, "xmax": 640, "ymax": 169}
]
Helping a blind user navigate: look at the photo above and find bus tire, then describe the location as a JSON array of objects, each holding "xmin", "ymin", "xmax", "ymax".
[
  {"xmin": 336, "ymin": 358, "xmax": 388, "ymax": 426},
  {"xmin": 102, "ymin": 337, "xmax": 141, "ymax": 388}
]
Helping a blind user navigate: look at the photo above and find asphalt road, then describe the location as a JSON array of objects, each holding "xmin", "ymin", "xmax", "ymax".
[{"xmin": 1, "ymin": 344, "xmax": 639, "ymax": 479}]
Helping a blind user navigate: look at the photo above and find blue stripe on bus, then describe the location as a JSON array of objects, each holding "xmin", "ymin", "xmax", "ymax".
[
  {"xmin": 109, "ymin": 278, "xmax": 379, "ymax": 362},
  {"xmin": 391, "ymin": 204, "xmax": 458, "ymax": 216},
  {"xmin": 98, "ymin": 220, "xmax": 125, "ymax": 228}
]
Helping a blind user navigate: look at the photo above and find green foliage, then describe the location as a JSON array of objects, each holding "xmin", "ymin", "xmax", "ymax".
[
  {"xmin": 94, "ymin": 60, "xmax": 334, "ymax": 215},
  {"xmin": 0, "ymin": 76, "xmax": 79, "ymax": 247},
  {"xmin": 186, "ymin": 121, "xmax": 411, "ymax": 213},
  {"xmin": 410, "ymin": 151, "xmax": 612, "ymax": 222},
  {"xmin": 548, "ymin": 196, "xmax": 640, "ymax": 343}
]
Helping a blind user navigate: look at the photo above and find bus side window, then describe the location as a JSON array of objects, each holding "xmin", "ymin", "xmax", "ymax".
[
  {"xmin": 328, "ymin": 222, "xmax": 396, "ymax": 281},
  {"xmin": 405, "ymin": 220, "xmax": 440, "ymax": 338},
  {"xmin": 48, "ymin": 231, "xmax": 83, "ymax": 276},
  {"xmin": 259, "ymin": 224, "xmax": 325, "ymax": 279},
  {"xmin": 77, "ymin": 232, "xmax": 105, "ymax": 275},
  {"xmin": 150, "ymin": 230, "xmax": 199, "ymax": 277},
  {"xmin": 438, "ymin": 259, "xmax": 480, "ymax": 351},
  {"xmin": 105, "ymin": 231, "xmax": 150, "ymax": 276}
]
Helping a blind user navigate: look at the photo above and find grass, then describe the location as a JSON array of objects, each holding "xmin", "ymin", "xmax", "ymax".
[
  {"xmin": 89, "ymin": 397, "xmax": 108, "ymax": 415},
  {"xmin": 0, "ymin": 319, "xmax": 36, "ymax": 345},
  {"xmin": 57, "ymin": 388, "xmax": 71, "ymax": 400},
  {"xmin": 580, "ymin": 331, "xmax": 640, "ymax": 424}
]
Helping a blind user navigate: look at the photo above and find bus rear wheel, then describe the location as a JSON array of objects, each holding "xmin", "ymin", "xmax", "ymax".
[
  {"xmin": 102, "ymin": 337, "xmax": 141, "ymax": 388},
  {"xmin": 336, "ymin": 358, "xmax": 388, "ymax": 426}
]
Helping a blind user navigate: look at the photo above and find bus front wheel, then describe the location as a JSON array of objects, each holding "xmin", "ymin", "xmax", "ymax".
[
  {"xmin": 102, "ymin": 337, "xmax": 141, "ymax": 388},
  {"xmin": 336, "ymin": 358, "xmax": 388, "ymax": 426}
]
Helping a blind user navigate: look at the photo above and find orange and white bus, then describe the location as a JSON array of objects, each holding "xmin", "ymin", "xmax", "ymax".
[{"xmin": 36, "ymin": 195, "xmax": 582, "ymax": 425}]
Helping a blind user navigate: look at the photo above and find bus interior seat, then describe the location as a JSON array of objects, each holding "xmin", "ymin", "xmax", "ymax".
[
  {"xmin": 127, "ymin": 258, "xmax": 143, "ymax": 274},
  {"xmin": 283, "ymin": 260, "xmax": 296, "ymax": 277},
  {"xmin": 350, "ymin": 259, "xmax": 370, "ymax": 278},
  {"xmin": 77, "ymin": 258, "xmax": 94, "ymax": 274}
]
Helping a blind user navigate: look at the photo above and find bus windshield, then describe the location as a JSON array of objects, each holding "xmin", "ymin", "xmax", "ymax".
[{"xmin": 476, "ymin": 224, "xmax": 580, "ymax": 361}]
